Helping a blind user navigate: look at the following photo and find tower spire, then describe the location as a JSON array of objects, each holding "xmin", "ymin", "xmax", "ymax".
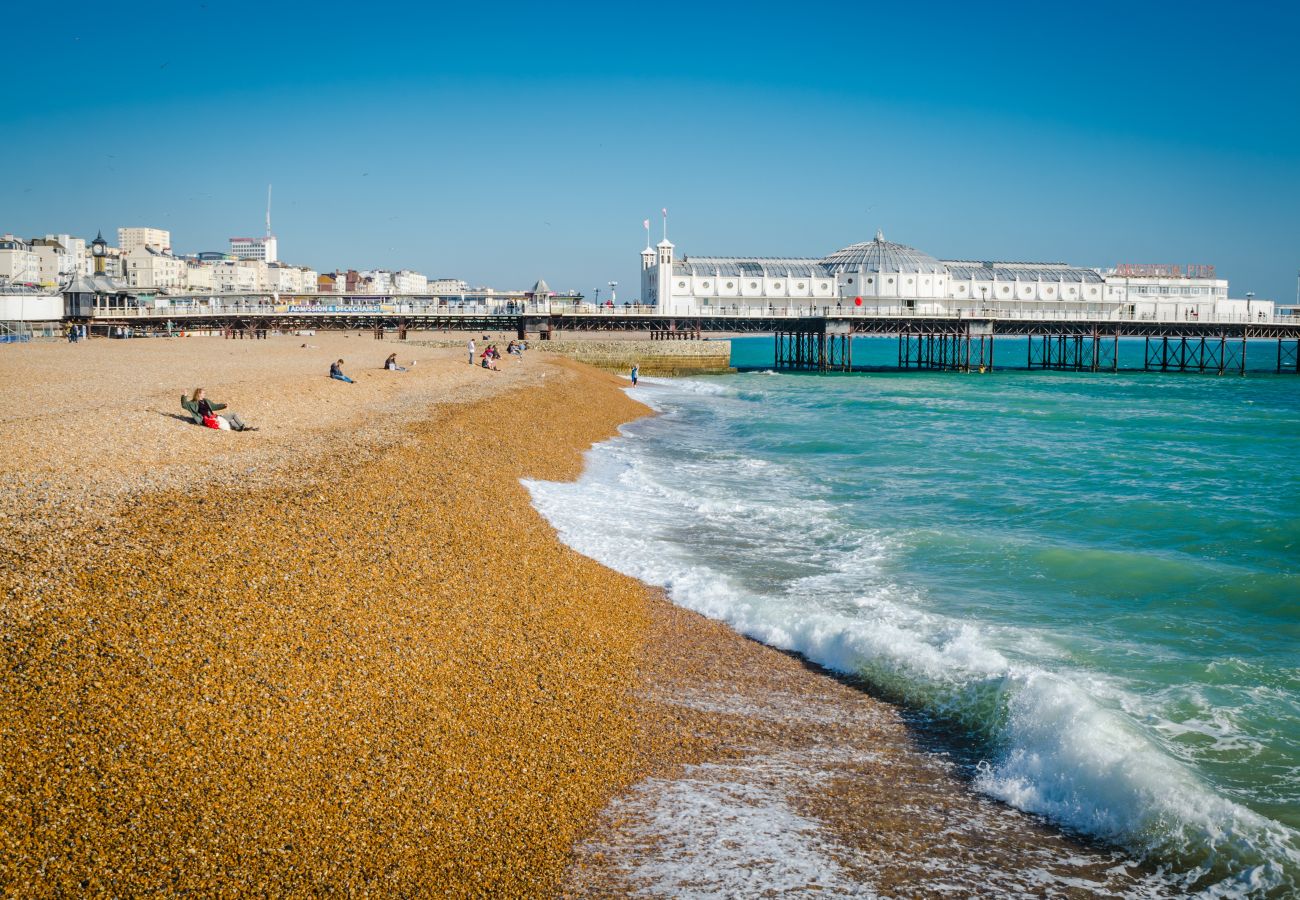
[
  {"xmin": 662, "ymin": 207, "xmax": 668, "ymax": 243},
  {"xmin": 266, "ymin": 184, "xmax": 273, "ymax": 237}
]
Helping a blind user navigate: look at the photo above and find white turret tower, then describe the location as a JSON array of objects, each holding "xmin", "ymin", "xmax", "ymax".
[{"xmin": 654, "ymin": 238, "xmax": 675, "ymax": 313}]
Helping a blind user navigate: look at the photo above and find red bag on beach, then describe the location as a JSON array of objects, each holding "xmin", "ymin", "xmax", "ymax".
[{"xmin": 202, "ymin": 415, "xmax": 221, "ymax": 429}]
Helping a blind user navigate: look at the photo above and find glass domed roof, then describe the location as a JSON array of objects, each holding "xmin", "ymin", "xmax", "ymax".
[{"xmin": 820, "ymin": 230, "xmax": 946, "ymax": 275}]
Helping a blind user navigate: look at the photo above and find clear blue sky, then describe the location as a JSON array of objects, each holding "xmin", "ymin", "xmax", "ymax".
[{"xmin": 3, "ymin": 0, "xmax": 1297, "ymax": 303}]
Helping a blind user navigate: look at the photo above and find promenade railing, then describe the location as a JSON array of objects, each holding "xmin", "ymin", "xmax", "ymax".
[{"xmin": 87, "ymin": 301, "xmax": 1290, "ymax": 328}]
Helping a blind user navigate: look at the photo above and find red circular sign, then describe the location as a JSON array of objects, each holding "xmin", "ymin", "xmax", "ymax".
[{"xmin": 854, "ymin": 297, "xmax": 862, "ymax": 306}]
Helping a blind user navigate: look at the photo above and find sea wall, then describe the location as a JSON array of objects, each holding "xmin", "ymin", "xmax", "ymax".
[
  {"xmin": 533, "ymin": 340, "xmax": 731, "ymax": 376},
  {"xmin": 406, "ymin": 337, "xmax": 731, "ymax": 376}
]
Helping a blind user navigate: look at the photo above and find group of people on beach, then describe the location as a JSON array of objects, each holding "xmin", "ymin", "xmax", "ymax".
[
  {"xmin": 66, "ymin": 324, "xmax": 87, "ymax": 343},
  {"xmin": 468, "ymin": 338, "xmax": 526, "ymax": 372},
  {"xmin": 470, "ymin": 338, "xmax": 525, "ymax": 371},
  {"xmin": 328, "ymin": 353, "xmax": 415, "ymax": 383},
  {"xmin": 183, "ymin": 351, "xmax": 420, "ymax": 431}
]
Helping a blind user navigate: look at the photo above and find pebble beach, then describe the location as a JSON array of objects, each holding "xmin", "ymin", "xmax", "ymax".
[{"xmin": 1, "ymin": 334, "xmax": 1167, "ymax": 896}]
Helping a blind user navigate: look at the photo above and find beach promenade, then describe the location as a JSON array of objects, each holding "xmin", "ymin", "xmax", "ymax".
[{"xmin": 0, "ymin": 336, "xmax": 1168, "ymax": 896}]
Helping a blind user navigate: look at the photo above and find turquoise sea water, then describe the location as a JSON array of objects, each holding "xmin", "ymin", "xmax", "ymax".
[{"xmin": 529, "ymin": 337, "xmax": 1300, "ymax": 895}]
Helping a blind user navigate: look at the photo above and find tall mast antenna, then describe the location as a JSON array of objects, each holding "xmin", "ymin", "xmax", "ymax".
[{"xmin": 266, "ymin": 184, "xmax": 273, "ymax": 237}]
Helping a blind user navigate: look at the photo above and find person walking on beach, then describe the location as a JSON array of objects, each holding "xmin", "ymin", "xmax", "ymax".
[
  {"xmin": 330, "ymin": 359, "xmax": 354, "ymax": 383},
  {"xmin": 630, "ymin": 364, "xmax": 639, "ymax": 387},
  {"xmin": 468, "ymin": 338, "xmax": 475, "ymax": 365},
  {"xmin": 181, "ymin": 388, "xmax": 256, "ymax": 431}
]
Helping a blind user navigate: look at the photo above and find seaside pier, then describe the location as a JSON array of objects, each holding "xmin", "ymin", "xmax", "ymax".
[{"xmin": 75, "ymin": 299, "xmax": 1300, "ymax": 375}]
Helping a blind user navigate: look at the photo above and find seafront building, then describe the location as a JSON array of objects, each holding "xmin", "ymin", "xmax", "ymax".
[
  {"xmin": 0, "ymin": 236, "xmax": 41, "ymax": 285},
  {"xmin": 229, "ymin": 235, "xmax": 278, "ymax": 263},
  {"xmin": 641, "ymin": 231, "xmax": 1271, "ymax": 322},
  {"xmin": 117, "ymin": 227, "xmax": 171, "ymax": 255},
  {"xmin": 125, "ymin": 245, "xmax": 188, "ymax": 290},
  {"xmin": 393, "ymin": 270, "xmax": 428, "ymax": 294}
]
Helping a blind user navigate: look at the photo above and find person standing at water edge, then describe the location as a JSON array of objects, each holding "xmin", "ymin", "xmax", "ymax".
[
  {"xmin": 468, "ymin": 338, "xmax": 475, "ymax": 365},
  {"xmin": 630, "ymin": 364, "xmax": 639, "ymax": 387}
]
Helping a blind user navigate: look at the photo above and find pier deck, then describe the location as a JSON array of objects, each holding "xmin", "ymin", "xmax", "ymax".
[{"xmin": 81, "ymin": 303, "xmax": 1300, "ymax": 374}]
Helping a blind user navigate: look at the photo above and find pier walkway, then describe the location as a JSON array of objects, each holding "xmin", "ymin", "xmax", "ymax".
[{"xmin": 82, "ymin": 301, "xmax": 1300, "ymax": 374}]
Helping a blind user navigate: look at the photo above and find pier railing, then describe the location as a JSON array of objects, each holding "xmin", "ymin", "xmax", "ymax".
[{"xmin": 86, "ymin": 302, "xmax": 1290, "ymax": 327}]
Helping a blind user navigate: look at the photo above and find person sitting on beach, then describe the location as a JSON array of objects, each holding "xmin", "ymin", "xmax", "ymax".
[
  {"xmin": 181, "ymin": 388, "xmax": 256, "ymax": 431},
  {"xmin": 480, "ymin": 350, "xmax": 499, "ymax": 371},
  {"xmin": 384, "ymin": 353, "xmax": 408, "ymax": 372},
  {"xmin": 506, "ymin": 340, "xmax": 518, "ymax": 356},
  {"xmin": 330, "ymin": 359, "xmax": 354, "ymax": 383}
]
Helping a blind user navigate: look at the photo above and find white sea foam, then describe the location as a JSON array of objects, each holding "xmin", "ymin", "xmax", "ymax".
[
  {"xmin": 573, "ymin": 753, "xmax": 875, "ymax": 898},
  {"xmin": 526, "ymin": 379, "xmax": 1300, "ymax": 896}
]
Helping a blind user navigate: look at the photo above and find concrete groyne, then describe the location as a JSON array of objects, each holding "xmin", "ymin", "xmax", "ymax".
[
  {"xmin": 406, "ymin": 337, "xmax": 732, "ymax": 376},
  {"xmin": 533, "ymin": 339, "xmax": 731, "ymax": 376}
]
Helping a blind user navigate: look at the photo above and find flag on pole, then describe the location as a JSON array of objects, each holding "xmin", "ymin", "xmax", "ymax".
[
  {"xmin": 643, "ymin": 219, "xmax": 650, "ymax": 230},
  {"xmin": 661, "ymin": 207, "xmax": 667, "ymax": 217}
]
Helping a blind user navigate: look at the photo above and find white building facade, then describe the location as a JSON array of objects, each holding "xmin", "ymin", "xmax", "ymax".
[
  {"xmin": 359, "ymin": 270, "xmax": 393, "ymax": 294},
  {"xmin": 264, "ymin": 264, "xmax": 318, "ymax": 294},
  {"xmin": 118, "ymin": 227, "xmax": 171, "ymax": 254},
  {"xmin": 126, "ymin": 245, "xmax": 187, "ymax": 290},
  {"xmin": 393, "ymin": 270, "xmax": 428, "ymax": 294},
  {"xmin": 212, "ymin": 260, "xmax": 261, "ymax": 293},
  {"xmin": 0, "ymin": 236, "xmax": 41, "ymax": 285},
  {"xmin": 428, "ymin": 278, "xmax": 470, "ymax": 294},
  {"xmin": 184, "ymin": 261, "xmax": 214, "ymax": 292},
  {"xmin": 1101, "ymin": 265, "xmax": 1238, "ymax": 322},
  {"xmin": 229, "ymin": 235, "xmax": 278, "ymax": 263},
  {"xmin": 644, "ymin": 231, "xmax": 1249, "ymax": 322}
]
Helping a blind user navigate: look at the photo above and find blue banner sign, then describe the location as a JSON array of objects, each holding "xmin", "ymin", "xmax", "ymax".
[{"xmin": 287, "ymin": 305, "xmax": 383, "ymax": 314}]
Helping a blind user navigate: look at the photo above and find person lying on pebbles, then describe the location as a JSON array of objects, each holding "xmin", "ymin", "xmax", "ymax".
[{"xmin": 181, "ymin": 387, "xmax": 258, "ymax": 431}]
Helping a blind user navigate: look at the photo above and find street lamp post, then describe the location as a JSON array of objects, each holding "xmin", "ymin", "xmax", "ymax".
[{"xmin": 1246, "ymin": 291, "xmax": 1254, "ymax": 323}]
